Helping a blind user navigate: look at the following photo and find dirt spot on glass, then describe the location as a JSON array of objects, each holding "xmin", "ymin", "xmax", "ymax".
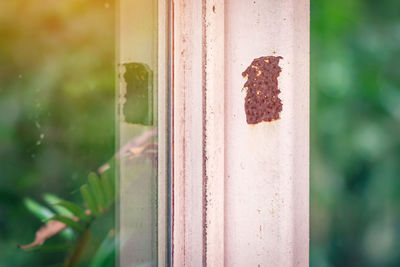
[{"xmin": 242, "ymin": 56, "xmax": 283, "ymax": 125}]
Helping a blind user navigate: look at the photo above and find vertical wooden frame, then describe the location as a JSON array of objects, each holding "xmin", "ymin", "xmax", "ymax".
[
  {"xmin": 171, "ymin": 0, "xmax": 309, "ymax": 266},
  {"xmin": 224, "ymin": 0, "xmax": 309, "ymax": 266},
  {"xmin": 203, "ymin": 0, "xmax": 225, "ymax": 266},
  {"xmin": 172, "ymin": 0, "xmax": 205, "ymax": 265},
  {"xmin": 172, "ymin": 0, "xmax": 225, "ymax": 265}
]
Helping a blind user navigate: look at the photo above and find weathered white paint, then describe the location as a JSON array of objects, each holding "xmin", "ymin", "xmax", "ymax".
[
  {"xmin": 224, "ymin": 0, "xmax": 309, "ymax": 266},
  {"xmin": 172, "ymin": 0, "xmax": 204, "ymax": 265},
  {"xmin": 171, "ymin": 0, "xmax": 309, "ymax": 266},
  {"xmin": 172, "ymin": 0, "xmax": 226, "ymax": 265},
  {"xmin": 203, "ymin": 0, "xmax": 225, "ymax": 266}
]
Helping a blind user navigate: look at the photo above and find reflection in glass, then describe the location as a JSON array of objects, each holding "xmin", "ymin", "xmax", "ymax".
[{"xmin": 118, "ymin": 0, "xmax": 159, "ymax": 266}]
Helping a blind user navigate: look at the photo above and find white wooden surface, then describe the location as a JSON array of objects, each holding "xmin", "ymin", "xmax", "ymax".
[
  {"xmin": 172, "ymin": 0, "xmax": 309, "ymax": 266},
  {"xmin": 203, "ymin": 0, "xmax": 225, "ymax": 266},
  {"xmin": 224, "ymin": 0, "xmax": 309, "ymax": 266},
  {"xmin": 172, "ymin": 0, "xmax": 205, "ymax": 265}
]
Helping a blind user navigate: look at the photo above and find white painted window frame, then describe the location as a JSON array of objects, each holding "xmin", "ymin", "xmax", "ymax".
[{"xmin": 165, "ymin": 0, "xmax": 309, "ymax": 266}]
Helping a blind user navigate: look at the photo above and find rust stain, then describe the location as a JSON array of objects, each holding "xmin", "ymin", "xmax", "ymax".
[{"xmin": 242, "ymin": 56, "xmax": 283, "ymax": 124}]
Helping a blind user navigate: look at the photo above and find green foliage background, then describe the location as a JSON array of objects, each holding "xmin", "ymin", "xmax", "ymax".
[
  {"xmin": 311, "ymin": 0, "xmax": 400, "ymax": 266},
  {"xmin": 0, "ymin": 1, "xmax": 115, "ymax": 266}
]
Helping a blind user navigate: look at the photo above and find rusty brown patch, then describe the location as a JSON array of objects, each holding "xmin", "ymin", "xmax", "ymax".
[{"xmin": 242, "ymin": 56, "xmax": 283, "ymax": 124}]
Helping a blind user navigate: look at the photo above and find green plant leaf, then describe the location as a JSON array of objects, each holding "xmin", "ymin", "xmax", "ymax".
[
  {"xmin": 100, "ymin": 171, "xmax": 114, "ymax": 208},
  {"xmin": 42, "ymin": 194, "xmax": 79, "ymax": 240},
  {"xmin": 42, "ymin": 193, "xmax": 73, "ymax": 217},
  {"xmin": 53, "ymin": 200, "xmax": 91, "ymax": 223},
  {"xmin": 45, "ymin": 215, "xmax": 85, "ymax": 232},
  {"xmin": 23, "ymin": 198, "xmax": 75, "ymax": 240},
  {"xmin": 80, "ymin": 184, "xmax": 99, "ymax": 216},
  {"xmin": 24, "ymin": 198, "xmax": 54, "ymax": 221},
  {"xmin": 88, "ymin": 172, "xmax": 107, "ymax": 211}
]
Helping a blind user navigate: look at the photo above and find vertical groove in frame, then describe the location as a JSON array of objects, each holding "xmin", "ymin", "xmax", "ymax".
[
  {"xmin": 170, "ymin": 0, "xmax": 175, "ymax": 265},
  {"xmin": 172, "ymin": 0, "xmax": 193, "ymax": 265},
  {"xmin": 171, "ymin": 0, "xmax": 225, "ymax": 265},
  {"xmin": 181, "ymin": 1, "xmax": 186, "ymax": 264},
  {"xmin": 201, "ymin": 0, "xmax": 207, "ymax": 265},
  {"xmin": 169, "ymin": 0, "xmax": 175, "ymax": 266},
  {"xmin": 175, "ymin": 0, "xmax": 207, "ymax": 265},
  {"xmin": 203, "ymin": 0, "xmax": 225, "ymax": 266},
  {"xmin": 168, "ymin": 0, "xmax": 173, "ymax": 264}
]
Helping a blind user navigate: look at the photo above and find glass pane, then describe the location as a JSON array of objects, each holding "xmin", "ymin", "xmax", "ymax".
[
  {"xmin": 0, "ymin": 1, "xmax": 115, "ymax": 266},
  {"xmin": 117, "ymin": 0, "xmax": 160, "ymax": 266}
]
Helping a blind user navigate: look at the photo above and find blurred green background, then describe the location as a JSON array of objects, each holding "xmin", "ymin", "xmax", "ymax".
[
  {"xmin": 0, "ymin": 1, "xmax": 115, "ymax": 266},
  {"xmin": 1, "ymin": 0, "xmax": 400, "ymax": 266},
  {"xmin": 311, "ymin": 0, "xmax": 400, "ymax": 266}
]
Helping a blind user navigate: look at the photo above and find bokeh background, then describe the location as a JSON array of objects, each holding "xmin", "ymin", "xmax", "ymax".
[
  {"xmin": 0, "ymin": 1, "xmax": 115, "ymax": 266},
  {"xmin": 1, "ymin": 0, "xmax": 400, "ymax": 266},
  {"xmin": 311, "ymin": 0, "xmax": 400, "ymax": 266}
]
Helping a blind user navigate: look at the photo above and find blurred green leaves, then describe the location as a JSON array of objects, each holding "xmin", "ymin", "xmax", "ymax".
[
  {"xmin": 0, "ymin": 0, "xmax": 115, "ymax": 265},
  {"xmin": 24, "ymin": 198, "xmax": 75, "ymax": 241},
  {"xmin": 81, "ymin": 168, "xmax": 115, "ymax": 217},
  {"xmin": 44, "ymin": 215, "xmax": 85, "ymax": 232},
  {"xmin": 311, "ymin": 0, "xmax": 400, "ymax": 266},
  {"xmin": 24, "ymin": 198, "xmax": 55, "ymax": 221},
  {"xmin": 53, "ymin": 200, "xmax": 91, "ymax": 223},
  {"xmin": 21, "ymin": 159, "xmax": 116, "ymax": 265}
]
